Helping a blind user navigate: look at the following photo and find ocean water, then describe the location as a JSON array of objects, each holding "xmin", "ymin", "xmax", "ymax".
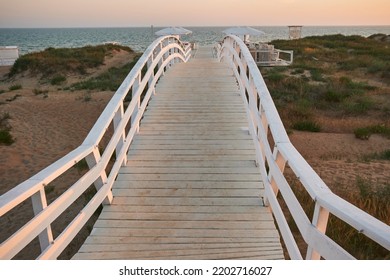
[{"xmin": 0, "ymin": 26, "xmax": 389, "ymax": 55}]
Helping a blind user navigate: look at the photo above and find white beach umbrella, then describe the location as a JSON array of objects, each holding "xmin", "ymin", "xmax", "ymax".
[{"xmin": 155, "ymin": 27, "xmax": 192, "ymax": 36}]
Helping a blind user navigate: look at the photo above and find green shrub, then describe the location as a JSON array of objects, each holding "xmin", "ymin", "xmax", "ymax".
[
  {"xmin": 9, "ymin": 44, "xmax": 135, "ymax": 77},
  {"xmin": 265, "ymin": 71, "xmax": 285, "ymax": 82},
  {"xmin": 50, "ymin": 75, "xmax": 66, "ymax": 85},
  {"xmin": 354, "ymin": 127, "xmax": 372, "ymax": 140},
  {"xmin": 324, "ymin": 90, "xmax": 344, "ymax": 103},
  {"xmin": 83, "ymin": 92, "xmax": 92, "ymax": 102},
  {"xmin": 5, "ymin": 94, "xmax": 21, "ymax": 102},
  {"xmin": 72, "ymin": 55, "xmax": 141, "ymax": 92},
  {"xmin": 33, "ymin": 88, "xmax": 49, "ymax": 95},
  {"xmin": 9, "ymin": 84, "xmax": 22, "ymax": 91},
  {"xmin": 379, "ymin": 150, "xmax": 390, "ymax": 160},
  {"xmin": 310, "ymin": 69, "xmax": 325, "ymax": 81},
  {"xmin": 0, "ymin": 129, "xmax": 15, "ymax": 145},
  {"xmin": 355, "ymin": 124, "xmax": 390, "ymax": 140},
  {"xmin": 0, "ymin": 89, "xmax": 5, "ymax": 94},
  {"xmin": 291, "ymin": 68, "xmax": 305, "ymax": 75},
  {"xmin": 344, "ymin": 96, "xmax": 374, "ymax": 115},
  {"xmin": 292, "ymin": 120, "xmax": 321, "ymax": 132}
]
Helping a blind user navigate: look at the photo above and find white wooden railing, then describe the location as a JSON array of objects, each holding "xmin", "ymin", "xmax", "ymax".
[
  {"xmin": 217, "ymin": 35, "xmax": 390, "ymax": 260},
  {"xmin": 0, "ymin": 36, "xmax": 191, "ymax": 259}
]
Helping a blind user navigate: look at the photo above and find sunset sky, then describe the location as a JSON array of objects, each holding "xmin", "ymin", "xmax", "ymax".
[{"xmin": 0, "ymin": 0, "xmax": 389, "ymax": 28}]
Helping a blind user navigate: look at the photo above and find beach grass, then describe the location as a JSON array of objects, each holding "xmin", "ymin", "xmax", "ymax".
[
  {"xmin": 9, "ymin": 44, "xmax": 135, "ymax": 77},
  {"xmin": 71, "ymin": 54, "xmax": 141, "ymax": 91},
  {"xmin": 286, "ymin": 175, "xmax": 390, "ymax": 259},
  {"xmin": 9, "ymin": 84, "xmax": 22, "ymax": 91},
  {"xmin": 354, "ymin": 124, "xmax": 390, "ymax": 140},
  {"xmin": 262, "ymin": 34, "xmax": 389, "ymax": 133},
  {"xmin": 0, "ymin": 112, "xmax": 14, "ymax": 145}
]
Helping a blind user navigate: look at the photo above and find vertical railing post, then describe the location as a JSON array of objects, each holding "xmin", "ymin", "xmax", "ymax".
[
  {"xmin": 113, "ymin": 103, "xmax": 126, "ymax": 166},
  {"xmin": 147, "ymin": 55, "xmax": 155, "ymax": 96},
  {"xmin": 264, "ymin": 148, "xmax": 286, "ymax": 207},
  {"xmin": 85, "ymin": 147, "xmax": 113, "ymax": 205},
  {"xmin": 306, "ymin": 204, "xmax": 330, "ymax": 260},
  {"xmin": 31, "ymin": 188, "xmax": 54, "ymax": 253},
  {"xmin": 131, "ymin": 74, "xmax": 141, "ymax": 133}
]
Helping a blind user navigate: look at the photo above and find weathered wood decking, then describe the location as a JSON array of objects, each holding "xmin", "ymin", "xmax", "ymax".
[{"xmin": 72, "ymin": 46, "xmax": 284, "ymax": 260}]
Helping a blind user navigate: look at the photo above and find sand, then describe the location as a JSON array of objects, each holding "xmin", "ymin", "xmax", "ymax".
[
  {"xmin": 0, "ymin": 50, "xmax": 135, "ymax": 259},
  {"xmin": 0, "ymin": 50, "xmax": 389, "ymax": 259}
]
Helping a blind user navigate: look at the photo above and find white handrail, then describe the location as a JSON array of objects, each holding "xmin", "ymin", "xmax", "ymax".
[
  {"xmin": 217, "ymin": 35, "xmax": 390, "ymax": 260},
  {"xmin": 0, "ymin": 36, "xmax": 191, "ymax": 259}
]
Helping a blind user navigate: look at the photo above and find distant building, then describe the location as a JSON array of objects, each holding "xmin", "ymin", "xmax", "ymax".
[
  {"xmin": 288, "ymin": 26, "xmax": 303, "ymax": 40},
  {"xmin": 0, "ymin": 46, "xmax": 19, "ymax": 66}
]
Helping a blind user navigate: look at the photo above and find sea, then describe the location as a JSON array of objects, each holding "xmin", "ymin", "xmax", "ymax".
[{"xmin": 0, "ymin": 26, "xmax": 389, "ymax": 55}]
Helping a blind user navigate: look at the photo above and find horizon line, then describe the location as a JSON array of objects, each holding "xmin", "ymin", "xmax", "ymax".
[{"xmin": 1, "ymin": 24, "xmax": 390, "ymax": 29}]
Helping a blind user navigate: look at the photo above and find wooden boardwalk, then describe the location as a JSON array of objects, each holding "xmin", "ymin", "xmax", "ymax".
[{"xmin": 72, "ymin": 46, "xmax": 284, "ymax": 260}]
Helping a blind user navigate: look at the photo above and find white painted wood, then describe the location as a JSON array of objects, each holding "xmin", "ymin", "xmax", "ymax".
[
  {"xmin": 31, "ymin": 188, "xmax": 54, "ymax": 253},
  {"xmin": 83, "ymin": 236, "xmax": 278, "ymax": 244},
  {"xmin": 306, "ymin": 204, "xmax": 330, "ymax": 260},
  {"xmin": 218, "ymin": 35, "xmax": 390, "ymax": 259},
  {"xmin": 0, "ymin": 35, "xmax": 192, "ymax": 259},
  {"xmin": 98, "ymin": 211, "xmax": 272, "ymax": 221},
  {"xmin": 71, "ymin": 47, "xmax": 283, "ymax": 260},
  {"xmin": 112, "ymin": 181, "xmax": 263, "ymax": 189}
]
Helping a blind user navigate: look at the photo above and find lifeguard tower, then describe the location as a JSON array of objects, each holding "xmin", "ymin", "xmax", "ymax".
[{"xmin": 288, "ymin": 26, "xmax": 303, "ymax": 40}]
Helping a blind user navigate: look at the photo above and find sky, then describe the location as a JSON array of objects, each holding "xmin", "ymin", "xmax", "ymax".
[{"xmin": 0, "ymin": 0, "xmax": 389, "ymax": 28}]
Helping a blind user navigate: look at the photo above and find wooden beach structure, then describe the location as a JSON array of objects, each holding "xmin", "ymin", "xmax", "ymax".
[
  {"xmin": 222, "ymin": 27, "xmax": 293, "ymax": 66},
  {"xmin": 0, "ymin": 35, "xmax": 389, "ymax": 260},
  {"xmin": 288, "ymin": 26, "xmax": 303, "ymax": 40},
  {"xmin": 247, "ymin": 43, "xmax": 293, "ymax": 66}
]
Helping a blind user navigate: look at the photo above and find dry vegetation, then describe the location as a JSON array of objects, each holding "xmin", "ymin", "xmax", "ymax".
[
  {"xmin": 0, "ymin": 36, "xmax": 389, "ymax": 259},
  {"xmin": 0, "ymin": 44, "xmax": 139, "ymax": 259},
  {"xmin": 262, "ymin": 34, "xmax": 390, "ymax": 259}
]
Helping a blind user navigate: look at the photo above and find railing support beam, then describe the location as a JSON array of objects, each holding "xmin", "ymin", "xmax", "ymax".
[
  {"xmin": 85, "ymin": 148, "xmax": 112, "ymax": 205},
  {"xmin": 31, "ymin": 189, "xmax": 54, "ymax": 253},
  {"xmin": 306, "ymin": 204, "xmax": 330, "ymax": 260}
]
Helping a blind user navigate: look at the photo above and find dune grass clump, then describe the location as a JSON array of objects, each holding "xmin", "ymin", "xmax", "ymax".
[
  {"xmin": 286, "ymin": 175, "xmax": 390, "ymax": 259},
  {"xmin": 292, "ymin": 120, "xmax": 321, "ymax": 132},
  {"xmin": 50, "ymin": 75, "xmax": 67, "ymax": 85},
  {"xmin": 9, "ymin": 84, "xmax": 22, "ymax": 91},
  {"xmin": 261, "ymin": 34, "xmax": 388, "ymax": 132},
  {"xmin": 0, "ymin": 112, "xmax": 14, "ymax": 145},
  {"xmin": 9, "ymin": 44, "xmax": 134, "ymax": 78},
  {"xmin": 354, "ymin": 124, "xmax": 390, "ymax": 140},
  {"xmin": 72, "ymin": 54, "xmax": 141, "ymax": 92}
]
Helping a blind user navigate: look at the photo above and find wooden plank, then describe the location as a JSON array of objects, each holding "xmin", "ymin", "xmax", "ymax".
[
  {"xmin": 130, "ymin": 144, "xmax": 254, "ymax": 150},
  {"xmin": 127, "ymin": 149, "xmax": 255, "ymax": 156},
  {"xmin": 112, "ymin": 181, "xmax": 264, "ymax": 190},
  {"xmin": 130, "ymin": 141, "xmax": 252, "ymax": 148},
  {"xmin": 93, "ymin": 220, "xmax": 276, "ymax": 230},
  {"xmin": 78, "ymin": 242, "xmax": 279, "ymax": 253},
  {"xmin": 73, "ymin": 247, "xmax": 280, "ymax": 260},
  {"xmin": 72, "ymin": 46, "xmax": 283, "ymax": 260},
  {"xmin": 139, "ymin": 124, "xmax": 248, "ymax": 130},
  {"xmin": 102, "ymin": 205, "xmax": 265, "ymax": 214},
  {"xmin": 125, "ymin": 160, "xmax": 256, "ymax": 168},
  {"xmin": 98, "ymin": 211, "xmax": 272, "ymax": 221},
  {"xmin": 118, "ymin": 167, "xmax": 259, "ymax": 174},
  {"xmin": 90, "ymin": 228, "xmax": 279, "ymax": 238},
  {"xmin": 133, "ymin": 135, "xmax": 252, "ymax": 140},
  {"xmin": 82, "ymin": 236, "xmax": 278, "ymax": 245},
  {"xmin": 127, "ymin": 155, "xmax": 256, "ymax": 161},
  {"xmin": 111, "ymin": 197, "xmax": 263, "ymax": 206},
  {"xmin": 115, "ymin": 173, "xmax": 262, "ymax": 182},
  {"xmin": 112, "ymin": 188, "xmax": 261, "ymax": 197}
]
